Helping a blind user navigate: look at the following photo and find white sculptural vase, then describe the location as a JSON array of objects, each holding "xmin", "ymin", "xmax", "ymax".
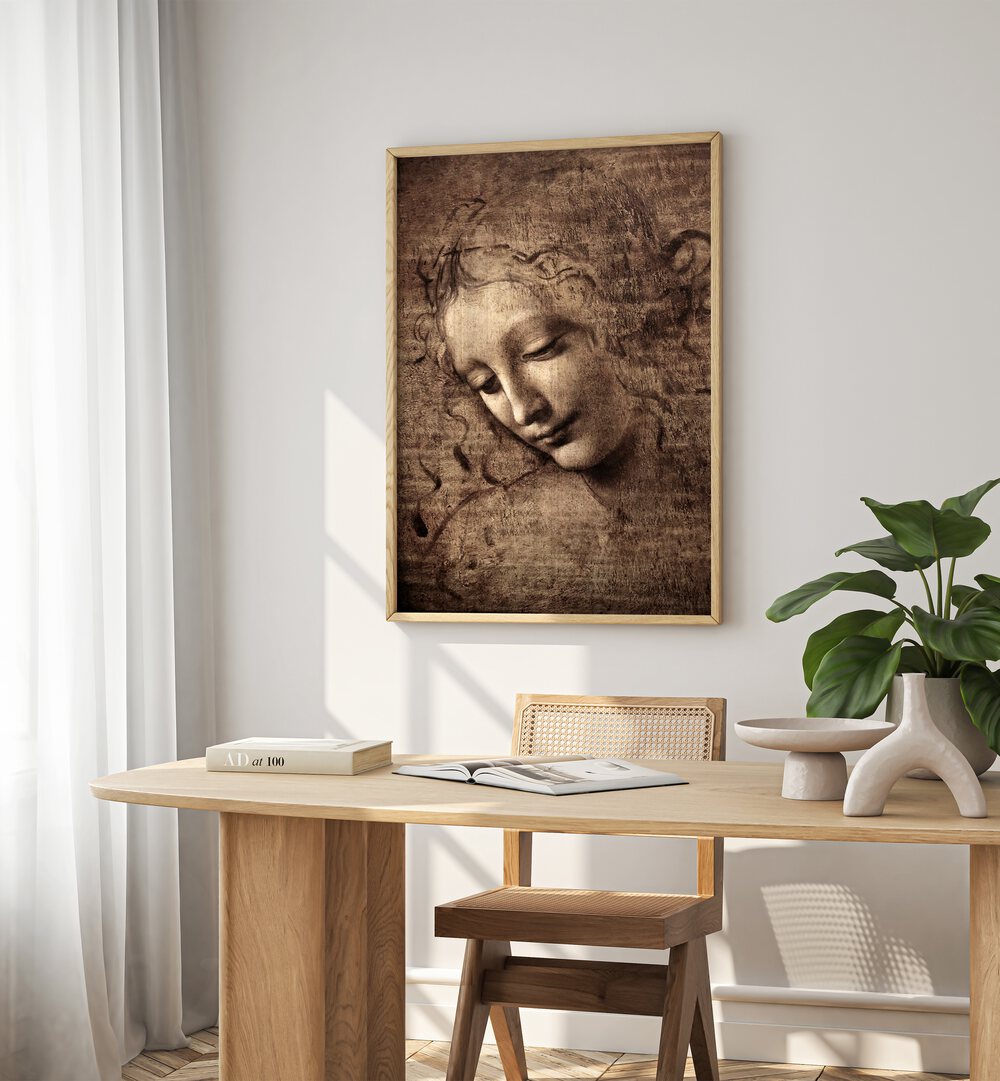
[
  {"xmin": 843, "ymin": 672, "xmax": 987, "ymax": 818},
  {"xmin": 885, "ymin": 675, "xmax": 997, "ymax": 779}
]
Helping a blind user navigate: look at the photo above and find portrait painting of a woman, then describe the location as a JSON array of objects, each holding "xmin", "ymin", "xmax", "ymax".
[{"xmin": 388, "ymin": 134, "xmax": 721, "ymax": 622}]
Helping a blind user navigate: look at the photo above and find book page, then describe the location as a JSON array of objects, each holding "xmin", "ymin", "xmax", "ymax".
[
  {"xmin": 469, "ymin": 758, "xmax": 687, "ymax": 796},
  {"xmin": 451, "ymin": 757, "xmax": 525, "ymax": 772},
  {"xmin": 475, "ymin": 759, "xmax": 649, "ymax": 786},
  {"xmin": 395, "ymin": 756, "xmax": 585, "ymax": 784}
]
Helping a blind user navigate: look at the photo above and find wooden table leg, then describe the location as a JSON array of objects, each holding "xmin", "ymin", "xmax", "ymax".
[
  {"xmin": 220, "ymin": 813, "xmax": 326, "ymax": 1081},
  {"xmin": 326, "ymin": 820, "xmax": 405, "ymax": 1080},
  {"xmin": 219, "ymin": 814, "xmax": 406, "ymax": 1081},
  {"xmin": 970, "ymin": 845, "xmax": 1000, "ymax": 1081}
]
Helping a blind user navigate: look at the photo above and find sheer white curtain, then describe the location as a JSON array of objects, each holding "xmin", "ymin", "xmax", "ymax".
[{"xmin": 0, "ymin": 3, "xmax": 216, "ymax": 1079}]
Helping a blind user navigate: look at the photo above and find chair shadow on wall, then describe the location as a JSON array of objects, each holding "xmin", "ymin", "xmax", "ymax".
[{"xmin": 723, "ymin": 840, "xmax": 970, "ymax": 1071}]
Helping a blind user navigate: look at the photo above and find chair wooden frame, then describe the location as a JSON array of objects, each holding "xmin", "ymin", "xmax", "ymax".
[{"xmin": 435, "ymin": 694, "xmax": 727, "ymax": 1081}]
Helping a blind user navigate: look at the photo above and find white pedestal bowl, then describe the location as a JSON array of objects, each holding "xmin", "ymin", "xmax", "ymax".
[{"xmin": 736, "ymin": 718, "xmax": 895, "ymax": 801}]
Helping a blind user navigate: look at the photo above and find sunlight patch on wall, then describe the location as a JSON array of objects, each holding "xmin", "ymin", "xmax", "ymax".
[{"xmin": 324, "ymin": 389, "xmax": 383, "ymax": 572}]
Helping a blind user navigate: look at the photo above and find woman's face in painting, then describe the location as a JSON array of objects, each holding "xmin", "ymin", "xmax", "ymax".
[{"xmin": 441, "ymin": 280, "xmax": 634, "ymax": 472}]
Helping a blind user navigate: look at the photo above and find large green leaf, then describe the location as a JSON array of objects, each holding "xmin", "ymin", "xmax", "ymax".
[
  {"xmin": 861, "ymin": 498, "xmax": 991, "ymax": 559},
  {"xmin": 806, "ymin": 636, "xmax": 903, "ymax": 719},
  {"xmin": 974, "ymin": 574, "xmax": 1000, "ymax": 607},
  {"xmin": 912, "ymin": 606, "xmax": 1000, "ymax": 664},
  {"xmin": 766, "ymin": 571, "xmax": 898, "ymax": 623},
  {"xmin": 960, "ymin": 665, "xmax": 1000, "ymax": 754},
  {"xmin": 941, "ymin": 478, "xmax": 1000, "ymax": 516},
  {"xmin": 834, "ymin": 535, "xmax": 934, "ymax": 571},
  {"xmin": 802, "ymin": 608, "xmax": 906, "ymax": 689}
]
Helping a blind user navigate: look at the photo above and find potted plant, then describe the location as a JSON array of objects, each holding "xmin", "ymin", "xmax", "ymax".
[{"xmin": 766, "ymin": 478, "xmax": 1000, "ymax": 772}]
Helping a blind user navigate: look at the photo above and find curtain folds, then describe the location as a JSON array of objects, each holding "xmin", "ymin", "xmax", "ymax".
[{"xmin": 0, "ymin": 3, "xmax": 216, "ymax": 1079}]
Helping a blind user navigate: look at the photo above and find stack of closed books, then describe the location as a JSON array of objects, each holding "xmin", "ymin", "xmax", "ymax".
[{"xmin": 205, "ymin": 737, "xmax": 392, "ymax": 776}]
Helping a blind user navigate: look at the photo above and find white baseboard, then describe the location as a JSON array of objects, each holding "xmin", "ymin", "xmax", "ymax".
[{"xmin": 404, "ymin": 968, "xmax": 969, "ymax": 1074}]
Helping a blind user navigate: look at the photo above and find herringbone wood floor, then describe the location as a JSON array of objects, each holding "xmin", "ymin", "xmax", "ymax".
[{"xmin": 121, "ymin": 1029, "xmax": 966, "ymax": 1081}]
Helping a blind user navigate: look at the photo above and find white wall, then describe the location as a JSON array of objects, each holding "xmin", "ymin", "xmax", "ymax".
[{"xmin": 186, "ymin": 0, "xmax": 1000, "ymax": 1070}]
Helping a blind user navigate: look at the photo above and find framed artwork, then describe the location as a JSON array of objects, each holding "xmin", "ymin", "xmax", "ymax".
[{"xmin": 386, "ymin": 132, "xmax": 722, "ymax": 624}]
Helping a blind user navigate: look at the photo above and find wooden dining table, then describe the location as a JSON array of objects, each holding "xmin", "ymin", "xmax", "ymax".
[{"xmin": 91, "ymin": 757, "xmax": 1000, "ymax": 1081}]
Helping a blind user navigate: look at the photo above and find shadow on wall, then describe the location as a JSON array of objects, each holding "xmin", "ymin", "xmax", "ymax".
[{"xmin": 724, "ymin": 840, "xmax": 968, "ymax": 996}]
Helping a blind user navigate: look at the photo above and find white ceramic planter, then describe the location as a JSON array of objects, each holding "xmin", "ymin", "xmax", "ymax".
[
  {"xmin": 844, "ymin": 673, "xmax": 987, "ymax": 818},
  {"xmin": 885, "ymin": 675, "xmax": 997, "ymax": 778}
]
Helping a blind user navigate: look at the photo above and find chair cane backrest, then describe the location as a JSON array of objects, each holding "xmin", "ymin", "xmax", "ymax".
[
  {"xmin": 513, "ymin": 695, "xmax": 725, "ymax": 763},
  {"xmin": 505, "ymin": 694, "xmax": 727, "ymax": 895}
]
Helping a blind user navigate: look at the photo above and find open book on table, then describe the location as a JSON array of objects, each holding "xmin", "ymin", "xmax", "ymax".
[{"xmin": 394, "ymin": 757, "xmax": 687, "ymax": 796}]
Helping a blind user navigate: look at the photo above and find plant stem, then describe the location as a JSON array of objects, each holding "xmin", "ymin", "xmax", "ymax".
[
  {"xmin": 917, "ymin": 566, "xmax": 935, "ymax": 614},
  {"xmin": 892, "ymin": 600, "xmax": 915, "ymax": 620},
  {"xmin": 944, "ymin": 558, "xmax": 957, "ymax": 614}
]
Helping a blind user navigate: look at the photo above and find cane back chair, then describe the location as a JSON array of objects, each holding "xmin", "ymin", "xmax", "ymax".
[{"xmin": 435, "ymin": 693, "xmax": 727, "ymax": 1081}]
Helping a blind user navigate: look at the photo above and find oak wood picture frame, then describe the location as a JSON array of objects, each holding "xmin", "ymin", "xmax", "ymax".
[{"xmin": 387, "ymin": 132, "xmax": 722, "ymax": 624}]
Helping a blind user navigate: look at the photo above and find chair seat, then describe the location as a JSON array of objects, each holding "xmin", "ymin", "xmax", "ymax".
[{"xmin": 435, "ymin": 886, "xmax": 722, "ymax": 949}]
